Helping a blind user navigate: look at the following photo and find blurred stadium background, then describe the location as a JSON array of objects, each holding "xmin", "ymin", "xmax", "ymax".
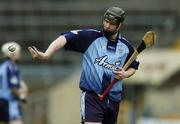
[{"xmin": 0, "ymin": 0, "xmax": 180, "ymax": 124}]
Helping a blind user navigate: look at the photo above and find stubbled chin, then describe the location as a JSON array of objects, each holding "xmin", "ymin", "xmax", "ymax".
[{"xmin": 103, "ymin": 29, "xmax": 116, "ymax": 38}]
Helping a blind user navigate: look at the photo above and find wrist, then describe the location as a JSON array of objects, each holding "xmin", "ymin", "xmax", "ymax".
[
  {"xmin": 124, "ymin": 71, "xmax": 130, "ymax": 78},
  {"xmin": 44, "ymin": 52, "xmax": 50, "ymax": 60},
  {"xmin": 124, "ymin": 68, "xmax": 136, "ymax": 78}
]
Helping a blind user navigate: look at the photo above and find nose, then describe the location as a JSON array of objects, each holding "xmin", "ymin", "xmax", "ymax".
[{"xmin": 104, "ymin": 21, "xmax": 111, "ymax": 29}]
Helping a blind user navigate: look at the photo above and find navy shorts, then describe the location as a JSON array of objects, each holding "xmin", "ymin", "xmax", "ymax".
[
  {"xmin": 0, "ymin": 98, "xmax": 22, "ymax": 122},
  {"xmin": 0, "ymin": 98, "xmax": 9, "ymax": 122},
  {"xmin": 80, "ymin": 91, "xmax": 120, "ymax": 124}
]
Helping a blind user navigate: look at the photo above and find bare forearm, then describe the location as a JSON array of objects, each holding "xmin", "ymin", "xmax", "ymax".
[
  {"xmin": 28, "ymin": 35, "xmax": 67, "ymax": 61},
  {"xmin": 124, "ymin": 68, "xmax": 136, "ymax": 78},
  {"xmin": 45, "ymin": 36, "xmax": 67, "ymax": 59},
  {"xmin": 114, "ymin": 67, "xmax": 136, "ymax": 80}
]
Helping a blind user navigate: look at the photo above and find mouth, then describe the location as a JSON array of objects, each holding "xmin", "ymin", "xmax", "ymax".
[{"xmin": 103, "ymin": 27, "xmax": 113, "ymax": 32}]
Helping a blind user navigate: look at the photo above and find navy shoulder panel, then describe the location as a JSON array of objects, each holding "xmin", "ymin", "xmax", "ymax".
[
  {"xmin": 120, "ymin": 37, "xmax": 134, "ymax": 54},
  {"xmin": 63, "ymin": 29, "xmax": 103, "ymax": 53}
]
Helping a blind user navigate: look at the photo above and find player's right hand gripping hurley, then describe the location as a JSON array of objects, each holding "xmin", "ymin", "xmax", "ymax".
[{"xmin": 98, "ymin": 31, "xmax": 156, "ymax": 101}]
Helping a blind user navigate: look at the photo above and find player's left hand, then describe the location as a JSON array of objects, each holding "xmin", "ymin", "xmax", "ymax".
[
  {"xmin": 28, "ymin": 46, "xmax": 49, "ymax": 61},
  {"xmin": 113, "ymin": 68, "xmax": 127, "ymax": 80}
]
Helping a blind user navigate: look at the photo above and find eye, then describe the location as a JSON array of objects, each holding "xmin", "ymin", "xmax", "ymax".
[
  {"xmin": 104, "ymin": 19, "xmax": 110, "ymax": 23},
  {"xmin": 104, "ymin": 19, "xmax": 117, "ymax": 26}
]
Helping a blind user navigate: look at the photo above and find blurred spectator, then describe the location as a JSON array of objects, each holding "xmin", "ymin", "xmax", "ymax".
[{"xmin": 0, "ymin": 42, "xmax": 28, "ymax": 124}]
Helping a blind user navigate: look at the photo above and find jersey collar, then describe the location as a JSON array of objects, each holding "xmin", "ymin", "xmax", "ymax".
[{"xmin": 106, "ymin": 32, "xmax": 120, "ymax": 52}]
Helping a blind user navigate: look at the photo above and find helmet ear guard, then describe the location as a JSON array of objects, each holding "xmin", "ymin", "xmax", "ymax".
[{"xmin": 104, "ymin": 7, "xmax": 125, "ymax": 26}]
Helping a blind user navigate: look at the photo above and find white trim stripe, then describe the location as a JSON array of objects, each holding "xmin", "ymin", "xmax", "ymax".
[{"xmin": 80, "ymin": 91, "xmax": 86, "ymax": 121}]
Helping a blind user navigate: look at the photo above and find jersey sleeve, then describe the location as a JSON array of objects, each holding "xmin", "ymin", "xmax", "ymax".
[
  {"xmin": 62, "ymin": 29, "xmax": 102, "ymax": 53},
  {"xmin": 7, "ymin": 66, "xmax": 20, "ymax": 89},
  {"xmin": 129, "ymin": 59, "xmax": 139, "ymax": 69}
]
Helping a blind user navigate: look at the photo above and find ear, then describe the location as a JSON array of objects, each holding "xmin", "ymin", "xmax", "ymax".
[{"xmin": 118, "ymin": 23, "xmax": 124, "ymax": 29}]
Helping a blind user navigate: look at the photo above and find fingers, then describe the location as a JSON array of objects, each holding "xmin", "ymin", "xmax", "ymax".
[
  {"xmin": 28, "ymin": 46, "xmax": 39, "ymax": 59},
  {"xmin": 114, "ymin": 71, "xmax": 124, "ymax": 76},
  {"xmin": 113, "ymin": 69, "xmax": 125, "ymax": 80},
  {"xmin": 28, "ymin": 46, "xmax": 48, "ymax": 61},
  {"xmin": 113, "ymin": 68, "xmax": 124, "ymax": 74},
  {"xmin": 32, "ymin": 46, "xmax": 39, "ymax": 53},
  {"xmin": 28, "ymin": 46, "xmax": 36, "ymax": 56}
]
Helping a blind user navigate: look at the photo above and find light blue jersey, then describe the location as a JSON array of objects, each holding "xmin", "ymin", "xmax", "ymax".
[
  {"xmin": 0, "ymin": 59, "xmax": 22, "ymax": 120},
  {"xmin": 63, "ymin": 29, "xmax": 139, "ymax": 102}
]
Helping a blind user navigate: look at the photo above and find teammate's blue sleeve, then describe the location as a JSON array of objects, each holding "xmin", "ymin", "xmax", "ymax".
[
  {"xmin": 7, "ymin": 66, "xmax": 20, "ymax": 89},
  {"xmin": 62, "ymin": 29, "xmax": 102, "ymax": 53}
]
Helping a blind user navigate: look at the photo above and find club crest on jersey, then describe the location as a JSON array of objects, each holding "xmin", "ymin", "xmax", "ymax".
[{"xmin": 94, "ymin": 55, "xmax": 121, "ymax": 71}]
